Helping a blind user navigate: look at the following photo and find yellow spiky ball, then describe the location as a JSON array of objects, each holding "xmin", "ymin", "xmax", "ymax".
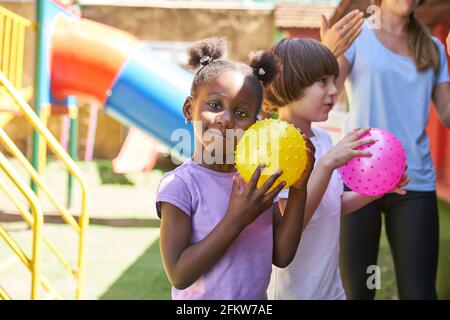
[{"xmin": 235, "ymin": 118, "xmax": 308, "ymax": 190}]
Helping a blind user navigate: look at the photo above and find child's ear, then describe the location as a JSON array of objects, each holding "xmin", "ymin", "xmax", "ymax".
[{"xmin": 183, "ymin": 96, "xmax": 194, "ymax": 120}]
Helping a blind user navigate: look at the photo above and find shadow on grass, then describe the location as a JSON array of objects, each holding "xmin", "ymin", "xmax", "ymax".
[
  {"xmin": 95, "ymin": 155, "xmax": 178, "ymax": 186},
  {"xmin": 99, "ymin": 237, "xmax": 171, "ymax": 300},
  {"xmin": 96, "ymin": 161, "xmax": 134, "ymax": 185}
]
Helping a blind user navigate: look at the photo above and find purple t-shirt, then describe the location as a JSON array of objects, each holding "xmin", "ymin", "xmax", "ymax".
[{"xmin": 156, "ymin": 158, "xmax": 273, "ymax": 300}]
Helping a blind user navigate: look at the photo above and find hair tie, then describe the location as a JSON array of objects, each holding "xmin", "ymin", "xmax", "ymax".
[{"xmin": 200, "ymin": 56, "xmax": 213, "ymax": 66}]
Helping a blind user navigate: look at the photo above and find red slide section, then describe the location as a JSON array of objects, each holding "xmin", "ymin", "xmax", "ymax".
[{"xmin": 50, "ymin": 16, "xmax": 140, "ymax": 104}]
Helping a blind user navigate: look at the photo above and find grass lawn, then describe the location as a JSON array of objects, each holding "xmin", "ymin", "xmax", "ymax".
[
  {"xmin": 2, "ymin": 200, "xmax": 449, "ymax": 300},
  {"xmin": 0, "ymin": 222, "xmax": 171, "ymax": 300}
]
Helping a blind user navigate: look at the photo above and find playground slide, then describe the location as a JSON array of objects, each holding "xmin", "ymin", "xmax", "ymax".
[
  {"xmin": 112, "ymin": 127, "xmax": 159, "ymax": 174},
  {"xmin": 46, "ymin": 1, "xmax": 194, "ymax": 155}
]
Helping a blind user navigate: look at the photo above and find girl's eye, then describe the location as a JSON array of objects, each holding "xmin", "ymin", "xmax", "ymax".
[
  {"xmin": 235, "ymin": 110, "xmax": 248, "ymax": 118},
  {"xmin": 208, "ymin": 102, "xmax": 221, "ymax": 111},
  {"xmin": 320, "ymin": 78, "xmax": 328, "ymax": 85}
]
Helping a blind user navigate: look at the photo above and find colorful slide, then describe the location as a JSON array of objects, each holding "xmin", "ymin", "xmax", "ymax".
[
  {"xmin": 112, "ymin": 127, "xmax": 160, "ymax": 174},
  {"xmin": 40, "ymin": 0, "xmax": 194, "ymax": 158}
]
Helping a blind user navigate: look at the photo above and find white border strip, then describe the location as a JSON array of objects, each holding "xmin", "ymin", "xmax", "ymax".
[{"xmin": 78, "ymin": 0, "xmax": 274, "ymax": 10}]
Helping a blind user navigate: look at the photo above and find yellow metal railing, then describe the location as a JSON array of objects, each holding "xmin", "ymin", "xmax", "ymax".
[
  {"xmin": 0, "ymin": 285, "xmax": 11, "ymax": 300},
  {"xmin": 0, "ymin": 6, "xmax": 33, "ymax": 89},
  {"xmin": 0, "ymin": 157, "xmax": 46, "ymax": 300},
  {"xmin": 0, "ymin": 6, "xmax": 34, "ymax": 127},
  {"xmin": 0, "ymin": 71, "xmax": 89, "ymax": 299}
]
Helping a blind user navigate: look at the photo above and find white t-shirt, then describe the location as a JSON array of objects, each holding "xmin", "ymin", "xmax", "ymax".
[{"xmin": 267, "ymin": 126, "xmax": 345, "ymax": 300}]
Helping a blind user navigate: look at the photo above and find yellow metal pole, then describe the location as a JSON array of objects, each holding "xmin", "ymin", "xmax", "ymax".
[
  {"xmin": 0, "ymin": 127, "xmax": 80, "ymax": 231},
  {"xmin": 9, "ymin": 19, "xmax": 18, "ymax": 85},
  {"xmin": 0, "ymin": 225, "xmax": 31, "ymax": 271},
  {"xmin": 0, "ymin": 6, "xmax": 71, "ymax": 299},
  {"xmin": 0, "ymin": 15, "xmax": 4, "ymax": 64},
  {"xmin": 2, "ymin": 17, "xmax": 11, "ymax": 77},
  {"xmin": 0, "ymin": 71, "xmax": 89, "ymax": 299},
  {"xmin": 0, "ymin": 285, "xmax": 11, "ymax": 300},
  {"xmin": 0, "ymin": 72, "xmax": 88, "ymax": 205},
  {"xmin": 36, "ymin": 103, "xmax": 50, "ymax": 199},
  {"xmin": 0, "ymin": 6, "xmax": 33, "ymax": 26},
  {"xmin": 0, "ymin": 173, "xmax": 76, "ymax": 274},
  {"xmin": 0, "ymin": 224, "xmax": 60, "ymax": 299},
  {"xmin": 76, "ymin": 195, "xmax": 88, "ymax": 299},
  {"xmin": 0, "ymin": 153, "xmax": 42, "ymax": 299},
  {"xmin": 0, "ymin": 5, "xmax": 33, "ymax": 88},
  {"xmin": 16, "ymin": 24, "xmax": 26, "ymax": 88}
]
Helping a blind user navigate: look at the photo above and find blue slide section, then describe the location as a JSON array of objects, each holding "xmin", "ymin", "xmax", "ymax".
[{"xmin": 105, "ymin": 43, "xmax": 195, "ymax": 157}]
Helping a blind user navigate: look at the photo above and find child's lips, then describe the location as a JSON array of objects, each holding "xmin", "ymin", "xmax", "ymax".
[
  {"xmin": 210, "ymin": 130, "xmax": 226, "ymax": 138},
  {"xmin": 208, "ymin": 130, "xmax": 234, "ymax": 142}
]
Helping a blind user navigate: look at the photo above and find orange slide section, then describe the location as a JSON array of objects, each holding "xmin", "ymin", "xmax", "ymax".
[{"xmin": 50, "ymin": 16, "xmax": 140, "ymax": 103}]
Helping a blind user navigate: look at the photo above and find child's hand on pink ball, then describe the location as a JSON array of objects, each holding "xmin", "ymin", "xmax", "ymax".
[{"xmin": 387, "ymin": 170, "xmax": 410, "ymax": 195}]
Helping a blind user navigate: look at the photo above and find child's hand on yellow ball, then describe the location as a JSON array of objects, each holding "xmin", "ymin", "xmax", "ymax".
[{"xmin": 291, "ymin": 134, "xmax": 315, "ymax": 192}]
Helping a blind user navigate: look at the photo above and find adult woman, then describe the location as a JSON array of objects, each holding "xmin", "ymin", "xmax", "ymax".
[{"xmin": 322, "ymin": 0, "xmax": 450, "ymax": 299}]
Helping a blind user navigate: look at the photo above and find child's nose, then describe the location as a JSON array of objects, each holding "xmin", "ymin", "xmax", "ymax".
[
  {"xmin": 216, "ymin": 111, "xmax": 233, "ymax": 128},
  {"xmin": 329, "ymin": 83, "xmax": 338, "ymax": 96}
]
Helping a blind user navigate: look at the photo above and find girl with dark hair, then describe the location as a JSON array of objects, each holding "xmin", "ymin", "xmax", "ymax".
[{"xmin": 156, "ymin": 37, "xmax": 314, "ymax": 300}]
